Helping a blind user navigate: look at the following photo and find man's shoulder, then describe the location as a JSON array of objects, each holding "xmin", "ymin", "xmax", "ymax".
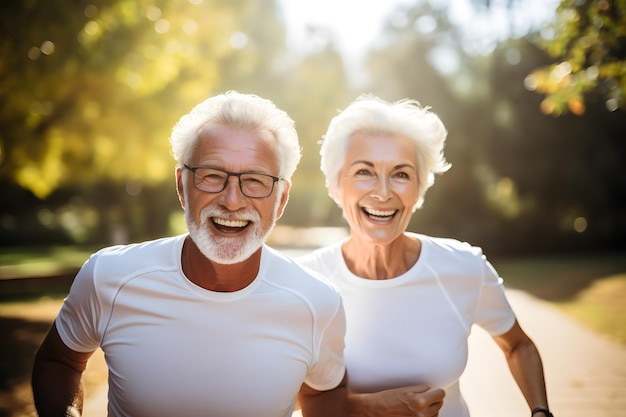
[
  {"xmin": 97, "ymin": 234, "xmax": 183, "ymax": 255},
  {"xmin": 90, "ymin": 234, "xmax": 184, "ymax": 274}
]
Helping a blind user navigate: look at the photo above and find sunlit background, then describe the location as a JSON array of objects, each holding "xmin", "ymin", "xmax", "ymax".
[
  {"xmin": 1, "ymin": 2, "xmax": 626, "ymax": 416},
  {"xmin": 1, "ymin": 0, "xmax": 625, "ymax": 253}
]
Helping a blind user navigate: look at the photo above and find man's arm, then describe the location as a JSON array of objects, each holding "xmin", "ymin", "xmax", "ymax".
[
  {"xmin": 32, "ymin": 322, "xmax": 94, "ymax": 417},
  {"xmin": 298, "ymin": 374, "xmax": 348, "ymax": 417},
  {"xmin": 348, "ymin": 384, "xmax": 445, "ymax": 417}
]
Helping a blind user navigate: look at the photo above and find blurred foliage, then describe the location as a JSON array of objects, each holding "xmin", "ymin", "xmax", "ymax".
[
  {"xmin": 525, "ymin": 0, "xmax": 626, "ymax": 115},
  {"xmin": 0, "ymin": 0, "xmax": 624, "ymax": 258},
  {"xmin": 0, "ymin": 0, "xmax": 350, "ymax": 245},
  {"xmin": 363, "ymin": 0, "xmax": 626, "ymax": 256},
  {"xmin": 0, "ymin": 0, "xmax": 255, "ymax": 199}
]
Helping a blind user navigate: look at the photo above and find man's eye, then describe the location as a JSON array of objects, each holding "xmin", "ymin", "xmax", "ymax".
[
  {"xmin": 243, "ymin": 176, "xmax": 263, "ymax": 184},
  {"xmin": 205, "ymin": 173, "xmax": 225, "ymax": 180}
]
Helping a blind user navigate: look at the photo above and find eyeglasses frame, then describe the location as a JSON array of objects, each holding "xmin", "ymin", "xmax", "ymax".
[{"xmin": 183, "ymin": 164, "xmax": 282, "ymax": 198}]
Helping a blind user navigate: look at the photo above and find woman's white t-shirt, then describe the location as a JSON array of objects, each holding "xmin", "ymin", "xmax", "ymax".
[{"xmin": 297, "ymin": 232, "xmax": 515, "ymax": 417}]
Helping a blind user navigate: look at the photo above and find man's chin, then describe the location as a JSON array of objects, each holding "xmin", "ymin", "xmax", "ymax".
[
  {"xmin": 186, "ymin": 215, "xmax": 275, "ymax": 265},
  {"xmin": 193, "ymin": 233, "xmax": 264, "ymax": 265}
]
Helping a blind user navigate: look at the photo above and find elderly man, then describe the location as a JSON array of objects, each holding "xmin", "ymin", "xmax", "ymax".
[{"xmin": 32, "ymin": 91, "xmax": 347, "ymax": 417}]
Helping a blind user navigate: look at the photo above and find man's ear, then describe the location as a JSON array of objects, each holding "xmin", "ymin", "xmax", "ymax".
[
  {"xmin": 274, "ymin": 181, "xmax": 292, "ymax": 220},
  {"xmin": 175, "ymin": 168, "xmax": 185, "ymax": 209}
]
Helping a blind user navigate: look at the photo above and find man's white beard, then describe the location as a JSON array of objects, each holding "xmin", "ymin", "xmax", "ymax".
[{"xmin": 186, "ymin": 205, "xmax": 277, "ymax": 265}]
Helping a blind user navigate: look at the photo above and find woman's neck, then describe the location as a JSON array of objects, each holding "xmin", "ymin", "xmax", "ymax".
[{"xmin": 341, "ymin": 233, "xmax": 421, "ymax": 280}]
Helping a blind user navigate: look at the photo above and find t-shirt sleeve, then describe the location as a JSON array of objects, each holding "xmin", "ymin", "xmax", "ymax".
[
  {"xmin": 55, "ymin": 253, "xmax": 104, "ymax": 353},
  {"xmin": 475, "ymin": 256, "xmax": 516, "ymax": 336},
  {"xmin": 304, "ymin": 298, "xmax": 346, "ymax": 391}
]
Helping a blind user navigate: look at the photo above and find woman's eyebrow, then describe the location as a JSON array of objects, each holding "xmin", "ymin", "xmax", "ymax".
[
  {"xmin": 349, "ymin": 160, "xmax": 375, "ymax": 167},
  {"xmin": 394, "ymin": 163, "xmax": 416, "ymax": 170},
  {"xmin": 350, "ymin": 161, "xmax": 415, "ymax": 171}
]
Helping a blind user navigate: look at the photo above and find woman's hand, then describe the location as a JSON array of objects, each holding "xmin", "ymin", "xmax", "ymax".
[{"xmin": 349, "ymin": 384, "xmax": 445, "ymax": 417}]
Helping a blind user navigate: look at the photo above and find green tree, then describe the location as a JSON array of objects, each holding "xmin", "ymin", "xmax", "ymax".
[
  {"xmin": 277, "ymin": 46, "xmax": 352, "ymax": 227},
  {"xmin": 361, "ymin": 0, "xmax": 626, "ymax": 255},
  {"xmin": 525, "ymin": 0, "xmax": 626, "ymax": 115},
  {"xmin": 0, "ymin": 0, "xmax": 256, "ymax": 199},
  {"xmin": 0, "ymin": 0, "xmax": 355, "ymax": 244}
]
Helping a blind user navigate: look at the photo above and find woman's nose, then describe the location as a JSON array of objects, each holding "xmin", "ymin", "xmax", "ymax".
[{"xmin": 370, "ymin": 177, "xmax": 392, "ymax": 201}]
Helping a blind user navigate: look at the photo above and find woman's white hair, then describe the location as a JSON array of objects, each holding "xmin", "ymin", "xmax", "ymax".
[
  {"xmin": 320, "ymin": 94, "xmax": 451, "ymax": 210},
  {"xmin": 170, "ymin": 91, "xmax": 301, "ymax": 181}
]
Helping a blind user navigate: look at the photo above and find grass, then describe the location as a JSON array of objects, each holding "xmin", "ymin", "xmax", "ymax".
[
  {"xmin": 0, "ymin": 245, "xmax": 101, "ymax": 279},
  {"xmin": 492, "ymin": 253, "xmax": 626, "ymax": 345},
  {"xmin": 555, "ymin": 273, "xmax": 626, "ymax": 344}
]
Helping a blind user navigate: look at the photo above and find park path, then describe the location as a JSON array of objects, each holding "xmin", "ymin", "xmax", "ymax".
[
  {"xmin": 460, "ymin": 289, "xmax": 626, "ymax": 417},
  {"xmin": 83, "ymin": 285, "xmax": 626, "ymax": 416}
]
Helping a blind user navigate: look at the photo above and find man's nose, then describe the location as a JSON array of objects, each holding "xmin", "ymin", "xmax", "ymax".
[{"xmin": 220, "ymin": 176, "xmax": 247, "ymax": 210}]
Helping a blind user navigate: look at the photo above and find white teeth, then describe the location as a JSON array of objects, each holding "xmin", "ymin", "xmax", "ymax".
[
  {"xmin": 213, "ymin": 218, "xmax": 249, "ymax": 228},
  {"xmin": 364, "ymin": 208, "xmax": 396, "ymax": 217}
]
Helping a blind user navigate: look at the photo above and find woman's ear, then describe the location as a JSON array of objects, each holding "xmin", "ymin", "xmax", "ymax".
[{"xmin": 328, "ymin": 185, "xmax": 343, "ymax": 208}]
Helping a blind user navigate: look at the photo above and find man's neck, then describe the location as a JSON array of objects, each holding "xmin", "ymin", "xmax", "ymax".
[{"xmin": 181, "ymin": 236, "xmax": 262, "ymax": 292}]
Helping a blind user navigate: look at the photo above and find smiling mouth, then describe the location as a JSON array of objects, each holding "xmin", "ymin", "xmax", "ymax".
[
  {"xmin": 362, "ymin": 207, "xmax": 397, "ymax": 221},
  {"xmin": 211, "ymin": 217, "xmax": 250, "ymax": 232}
]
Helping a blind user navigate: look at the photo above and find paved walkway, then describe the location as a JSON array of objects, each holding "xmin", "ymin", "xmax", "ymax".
[
  {"xmin": 461, "ymin": 289, "xmax": 626, "ymax": 417},
  {"xmin": 83, "ymin": 289, "xmax": 626, "ymax": 417}
]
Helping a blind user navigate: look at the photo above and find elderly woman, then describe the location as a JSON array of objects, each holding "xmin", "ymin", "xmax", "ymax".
[{"xmin": 297, "ymin": 94, "xmax": 552, "ymax": 417}]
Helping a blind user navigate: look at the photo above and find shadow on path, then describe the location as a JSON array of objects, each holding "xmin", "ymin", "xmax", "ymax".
[{"xmin": 0, "ymin": 316, "xmax": 51, "ymax": 417}]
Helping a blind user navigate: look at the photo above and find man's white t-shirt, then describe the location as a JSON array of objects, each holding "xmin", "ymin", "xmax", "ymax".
[
  {"xmin": 56, "ymin": 234, "xmax": 346, "ymax": 417},
  {"xmin": 297, "ymin": 233, "xmax": 515, "ymax": 417}
]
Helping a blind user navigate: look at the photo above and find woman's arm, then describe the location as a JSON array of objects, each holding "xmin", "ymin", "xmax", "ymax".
[{"xmin": 493, "ymin": 319, "xmax": 550, "ymax": 413}]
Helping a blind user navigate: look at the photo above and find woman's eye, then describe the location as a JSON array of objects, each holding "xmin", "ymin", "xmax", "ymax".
[
  {"xmin": 355, "ymin": 169, "xmax": 373, "ymax": 176},
  {"xmin": 394, "ymin": 172, "xmax": 410, "ymax": 179}
]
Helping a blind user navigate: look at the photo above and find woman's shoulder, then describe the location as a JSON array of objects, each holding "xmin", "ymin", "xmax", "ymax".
[
  {"xmin": 298, "ymin": 239, "xmax": 344, "ymax": 261},
  {"xmin": 415, "ymin": 233, "xmax": 484, "ymax": 258},
  {"xmin": 295, "ymin": 239, "xmax": 345, "ymax": 274}
]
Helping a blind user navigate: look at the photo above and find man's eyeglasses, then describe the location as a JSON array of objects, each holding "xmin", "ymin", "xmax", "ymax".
[{"xmin": 183, "ymin": 165, "xmax": 282, "ymax": 198}]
